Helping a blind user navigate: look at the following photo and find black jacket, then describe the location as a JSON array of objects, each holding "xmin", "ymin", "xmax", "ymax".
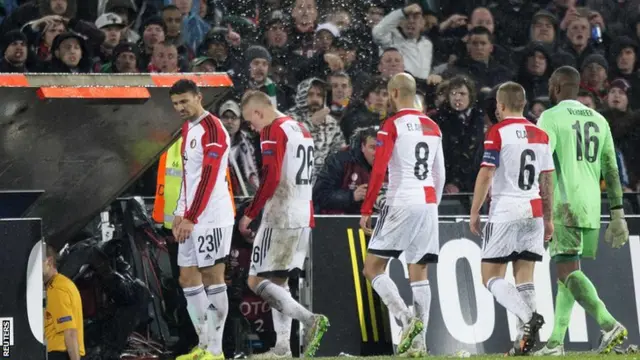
[
  {"xmin": 340, "ymin": 102, "xmax": 381, "ymax": 142},
  {"xmin": 312, "ymin": 146, "xmax": 372, "ymax": 215}
]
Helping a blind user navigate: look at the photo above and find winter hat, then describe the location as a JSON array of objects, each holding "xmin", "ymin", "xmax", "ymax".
[
  {"xmin": 610, "ymin": 78, "xmax": 631, "ymax": 94},
  {"xmin": 245, "ymin": 45, "xmax": 272, "ymax": 64},
  {"xmin": 113, "ymin": 42, "xmax": 140, "ymax": 59},
  {"xmin": 532, "ymin": 9, "xmax": 558, "ymax": 26},
  {"xmin": 611, "ymin": 36, "xmax": 638, "ymax": 60},
  {"xmin": 263, "ymin": 10, "xmax": 290, "ymax": 28},
  {"xmin": 1, "ymin": 30, "xmax": 27, "ymax": 53},
  {"xmin": 95, "ymin": 12, "xmax": 125, "ymax": 29},
  {"xmin": 141, "ymin": 16, "xmax": 167, "ymax": 34},
  {"xmin": 581, "ymin": 54, "xmax": 608, "ymax": 72},
  {"xmin": 315, "ymin": 23, "xmax": 340, "ymax": 38}
]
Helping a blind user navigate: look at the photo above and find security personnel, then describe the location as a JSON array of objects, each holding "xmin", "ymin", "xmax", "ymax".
[
  {"xmin": 44, "ymin": 244, "xmax": 85, "ymax": 360},
  {"xmin": 153, "ymin": 138, "xmax": 184, "ymax": 229}
]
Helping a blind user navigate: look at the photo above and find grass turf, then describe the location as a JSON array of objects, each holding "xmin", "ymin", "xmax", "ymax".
[{"xmin": 318, "ymin": 354, "xmax": 640, "ymax": 360}]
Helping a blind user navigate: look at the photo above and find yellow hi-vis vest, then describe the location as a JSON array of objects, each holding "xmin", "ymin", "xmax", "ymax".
[{"xmin": 163, "ymin": 138, "xmax": 184, "ymax": 229}]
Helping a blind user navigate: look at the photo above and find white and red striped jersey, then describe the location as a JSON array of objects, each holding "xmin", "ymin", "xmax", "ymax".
[
  {"xmin": 482, "ymin": 117, "xmax": 555, "ymax": 223},
  {"xmin": 361, "ymin": 109, "xmax": 446, "ymax": 215},
  {"xmin": 245, "ymin": 116, "xmax": 315, "ymax": 228},
  {"xmin": 174, "ymin": 111, "xmax": 234, "ymax": 227}
]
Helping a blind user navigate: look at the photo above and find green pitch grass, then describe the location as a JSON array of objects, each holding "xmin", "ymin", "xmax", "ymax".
[{"xmin": 319, "ymin": 354, "xmax": 640, "ymax": 360}]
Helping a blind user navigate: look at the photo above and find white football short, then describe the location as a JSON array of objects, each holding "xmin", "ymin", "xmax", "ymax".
[
  {"xmin": 249, "ymin": 225, "xmax": 311, "ymax": 277},
  {"xmin": 481, "ymin": 217, "xmax": 545, "ymax": 263},
  {"xmin": 178, "ymin": 225, "xmax": 233, "ymax": 268},
  {"xmin": 368, "ymin": 204, "xmax": 439, "ymax": 264}
]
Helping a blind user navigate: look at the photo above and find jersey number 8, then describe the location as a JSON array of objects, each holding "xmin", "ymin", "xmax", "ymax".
[
  {"xmin": 518, "ymin": 149, "xmax": 536, "ymax": 191},
  {"xmin": 413, "ymin": 142, "xmax": 430, "ymax": 180}
]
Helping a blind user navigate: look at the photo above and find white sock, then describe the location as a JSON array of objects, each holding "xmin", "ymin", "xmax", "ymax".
[
  {"xmin": 183, "ymin": 285, "xmax": 210, "ymax": 348},
  {"xmin": 371, "ymin": 274, "xmax": 412, "ymax": 327},
  {"xmin": 487, "ymin": 277, "xmax": 532, "ymax": 324},
  {"xmin": 516, "ymin": 282, "xmax": 536, "ymax": 337},
  {"xmin": 205, "ymin": 284, "xmax": 228, "ymax": 355},
  {"xmin": 255, "ymin": 280, "xmax": 314, "ymax": 325},
  {"xmin": 411, "ymin": 280, "xmax": 431, "ymax": 348},
  {"xmin": 272, "ymin": 284, "xmax": 292, "ymax": 352}
]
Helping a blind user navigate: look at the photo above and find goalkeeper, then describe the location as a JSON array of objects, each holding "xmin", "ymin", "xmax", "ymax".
[{"xmin": 535, "ymin": 66, "xmax": 629, "ymax": 356}]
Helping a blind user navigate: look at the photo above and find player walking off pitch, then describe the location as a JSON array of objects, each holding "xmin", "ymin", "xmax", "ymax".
[
  {"xmin": 238, "ymin": 91, "xmax": 329, "ymax": 358},
  {"xmin": 535, "ymin": 66, "xmax": 629, "ymax": 356},
  {"xmin": 470, "ymin": 82, "xmax": 552, "ymax": 355},
  {"xmin": 360, "ymin": 73, "xmax": 445, "ymax": 357},
  {"xmin": 170, "ymin": 80, "xmax": 234, "ymax": 360}
]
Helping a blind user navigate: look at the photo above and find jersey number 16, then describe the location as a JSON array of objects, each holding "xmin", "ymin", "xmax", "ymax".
[{"xmin": 572, "ymin": 120, "xmax": 600, "ymax": 163}]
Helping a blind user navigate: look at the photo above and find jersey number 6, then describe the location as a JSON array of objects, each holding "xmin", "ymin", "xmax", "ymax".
[
  {"xmin": 295, "ymin": 145, "xmax": 314, "ymax": 185},
  {"xmin": 518, "ymin": 149, "xmax": 536, "ymax": 191}
]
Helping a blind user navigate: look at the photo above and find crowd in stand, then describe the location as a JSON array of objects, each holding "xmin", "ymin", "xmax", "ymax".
[{"xmin": 3, "ymin": 0, "xmax": 640, "ymax": 214}]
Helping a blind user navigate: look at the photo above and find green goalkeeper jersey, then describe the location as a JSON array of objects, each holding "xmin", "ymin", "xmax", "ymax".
[{"xmin": 538, "ymin": 99, "xmax": 623, "ymax": 229}]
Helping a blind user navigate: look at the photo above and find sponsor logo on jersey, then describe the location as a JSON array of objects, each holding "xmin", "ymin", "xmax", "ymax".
[
  {"xmin": 263, "ymin": 149, "xmax": 274, "ymax": 156},
  {"xmin": 208, "ymin": 151, "xmax": 219, "ymax": 159},
  {"xmin": 376, "ymin": 140, "xmax": 383, "ymax": 147}
]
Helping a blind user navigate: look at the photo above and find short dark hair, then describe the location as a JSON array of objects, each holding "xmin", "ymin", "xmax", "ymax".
[
  {"xmin": 162, "ymin": 4, "xmax": 180, "ymax": 12},
  {"xmin": 169, "ymin": 79, "xmax": 200, "ymax": 96},
  {"xmin": 46, "ymin": 244, "xmax": 58, "ymax": 268},
  {"xmin": 359, "ymin": 127, "xmax": 378, "ymax": 144},
  {"xmin": 380, "ymin": 47, "xmax": 401, "ymax": 58},
  {"xmin": 328, "ymin": 71, "xmax": 351, "ymax": 85},
  {"xmin": 468, "ymin": 26, "xmax": 493, "ymax": 43}
]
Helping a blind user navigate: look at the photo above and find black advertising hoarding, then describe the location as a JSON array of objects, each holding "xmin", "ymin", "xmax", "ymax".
[{"xmin": 310, "ymin": 215, "xmax": 640, "ymax": 356}]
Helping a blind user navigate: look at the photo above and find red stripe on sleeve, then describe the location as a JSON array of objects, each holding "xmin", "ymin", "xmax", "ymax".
[
  {"xmin": 361, "ymin": 119, "xmax": 397, "ymax": 215},
  {"xmin": 184, "ymin": 116, "xmax": 228, "ymax": 223},
  {"xmin": 526, "ymin": 125, "xmax": 549, "ymax": 144},
  {"xmin": 419, "ymin": 116, "xmax": 441, "ymax": 137},
  {"xmin": 245, "ymin": 123, "xmax": 287, "ymax": 219}
]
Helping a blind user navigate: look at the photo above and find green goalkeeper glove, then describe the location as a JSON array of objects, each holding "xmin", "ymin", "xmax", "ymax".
[{"xmin": 605, "ymin": 208, "xmax": 629, "ymax": 249}]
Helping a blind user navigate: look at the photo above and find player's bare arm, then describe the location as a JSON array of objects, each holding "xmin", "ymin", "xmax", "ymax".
[
  {"xmin": 539, "ymin": 171, "xmax": 554, "ymax": 241},
  {"xmin": 470, "ymin": 166, "xmax": 495, "ymax": 236}
]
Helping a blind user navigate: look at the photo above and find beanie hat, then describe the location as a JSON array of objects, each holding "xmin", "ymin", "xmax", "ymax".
[
  {"xmin": 610, "ymin": 78, "xmax": 631, "ymax": 94},
  {"xmin": 245, "ymin": 45, "xmax": 272, "ymax": 63},
  {"xmin": 581, "ymin": 53, "xmax": 608, "ymax": 72},
  {"xmin": 113, "ymin": 42, "xmax": 140, "ymax": 59}
]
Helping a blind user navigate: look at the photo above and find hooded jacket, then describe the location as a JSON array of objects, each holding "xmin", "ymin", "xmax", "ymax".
[
  {"xmin": 42, "ymin": 32, "xmax": 93, "ymax": 73},
  {"xmin": 517, "ymin": 42, "xmax": 553, "ymax": 102},
  {"xmin": 287, "ymin": 77, "xmax": 345, "ymax": 177},
  {"xmin": 313, "ymin": 141, "xmax": 373, "ymax": 215}
]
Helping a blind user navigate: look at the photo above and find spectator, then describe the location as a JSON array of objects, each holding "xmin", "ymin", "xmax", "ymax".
[
  {"xmin": 351, "ymin": 0, "xmax": 388, "ymax": 73},
  {"xmin": 1, "ymin": 0, "xmax": 77, "ymax": 34},
  {"xmin": 327, "ymin": 71, "xmax": 352, "ymax": 118},
  {"xmin": 260, "ymin": 10, "xmax": 305, "ymax": 85},
  {"xmin": 526, "ymin": 10, "xmax": 575, "ymax": 67},
  {"xmin": 440, "ymin": 26, "xmax": 513, "ymax": 90},
  {"xmin": 102, "ymin": 0, "xmax": 142, "ymax": 44},
  {"xmin": 287, "ymin": 77, "xmax": 345, "ymax": 177},
  {"xmin": 340, "ymin": 76, "xmax": 388, "ymax": 140},
  {"xmin": 219, "ymin": 99, "xmax": 261, "ymax": 197},
  {"xmin": 333, "ymin": 34, "xmax": 371, "ymax": 93},
  {"xmin": 434, "ymin": 75, "xmax": 484, "ymax": 193},
  {"xmin": 313, "ymin": 127, "xmax": 377, "ymax": 214},
  {"xmin": 198, "ymin": 28, "xmax": 240, "ymax": 73},
  {"xmin": 372, "ymin": 3, "xmax": 433, "ymax": 82},
  {"xmin": 517, "ymin": 42, "xmax": 554, "ymax": 102},
  {"xmin": 44, "ymin": 244, "xmax": 85, "ymax": 360},
  {"xmin": 171, "ymin": 0, "xmax": 210, "ymax": 52},
  {"xmin": 609, "ymin": 36, "xmax": 640, "ymax": 108},
  {"xmin": 580, "ymin": 53, "xmax": 609, "ymax": 99},
  {"xmin": 577, "ymin": 88, "xmax": 599, "ymax": 108},
  {"xmin": 313, "ymin": 22, "xmax": 338, "ymax": 53},
  {"xmin": 190, "ymin": 55, "xmax": 215, "ymax": 72},
  {"xmin": 289, "ymin": 0, "xmax": 318, "ymax": 58},
  {"xmin": 43, "ymin": 32, "xmax": 93, "ymax": 72},
  {"xmin": 0, "ymin": 30, "xmax": 29, "ymax": 72},
  {"xmin": 563, "ymin": 10, "xmax": 603, "ymax": 69},
  {"xmin": 162, "ymin": 4, "xmax": 195, "ymax": 70},
  {"xmin": 526, "ymin": 97, "xmax": 550, "ymax": 123},
  {"xmin": 377, "ymin": 47, "xmax": 404, "ymax": 80},
  {"xmin": 93, "ymin": 12, "xmax": 126, "ymax": 69},
  {"xmin": 137, "ymin": 16, "xmax": 166, "ymax": 70},
  {"xmin": 489, "ymin": 0, "xmax": 540, "ymax": 49},
  {"xmin": 100, "ymin": 41, "xmax": 140, "ymax": 72},
  {"xmin": 235, "ymin": 45, "xmax": 290, "ymax": 110},
  {"xmin": 149, "ymin": 41, "xmax": 180, "ymax": 72}
]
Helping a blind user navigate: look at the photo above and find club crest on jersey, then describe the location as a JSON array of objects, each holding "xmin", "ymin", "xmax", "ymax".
[
  {"xmin": 208, "ymin": 151, "xmax": 219, "ymax": 159},
  {"xmin": 376, "ymin": 140, "xmax": 383, "ymax": 147},
  {"xmin": 190, "ymin": 139, "xmax": 197, "ymax": 148}
]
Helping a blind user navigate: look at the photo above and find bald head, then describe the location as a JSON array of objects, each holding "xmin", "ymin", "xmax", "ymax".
[
  {"xmin": 388, "ymin": 73, "xmax": 416, "ymax": 99},
  {"xmin": 549, "ymin": 66, "xmax": 581, "ymax": 102}
]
